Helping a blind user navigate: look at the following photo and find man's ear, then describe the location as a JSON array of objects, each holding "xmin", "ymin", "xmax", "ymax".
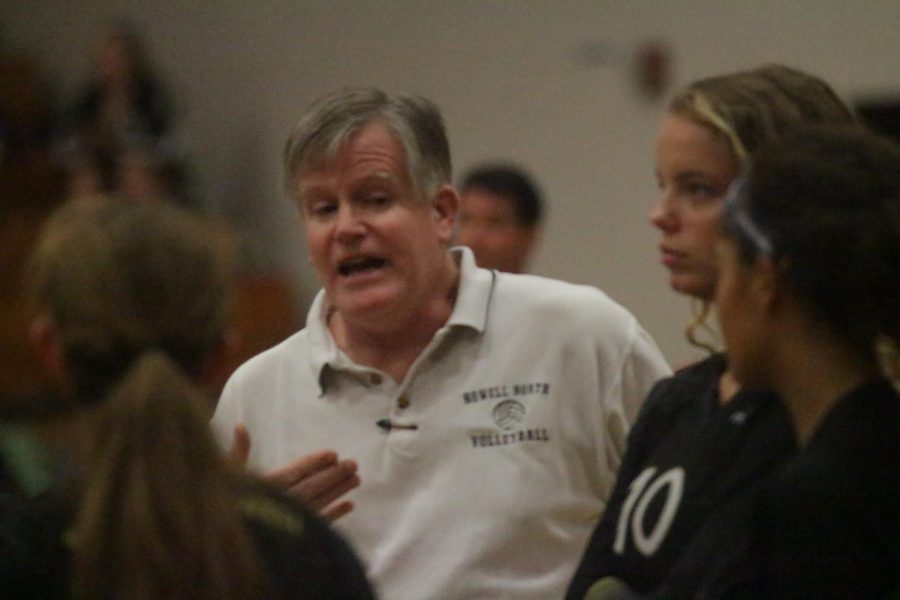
[
  {"xmin": 521, "ymin": 224, "xmax": 540, "ymax": 255},
  {"xmin": 29, "ymin": 315, "xmax": 67, "ymax": 377},
  {"xmin": 431, "ymin": 185, "xmax": 459, "ymax": 245}
]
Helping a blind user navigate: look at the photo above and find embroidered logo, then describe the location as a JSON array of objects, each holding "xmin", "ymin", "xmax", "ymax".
[
  {"xmin": 492, "ymin": 399, "xmax": 526, "ymax": 430},
  {"xmin": 463, "ymin": 382, "xmax": 552, "ymax": 448}
]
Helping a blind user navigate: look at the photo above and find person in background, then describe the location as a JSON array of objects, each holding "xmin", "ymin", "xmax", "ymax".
[
  {"xmin": 457, "ymin": 163, "xmax": 543, "ymax": 273},
  {"xmin": 567, "ymin": 64, "xmax": 856, "ymax": 599},
  {"xmin": 716, "ymin": 126, "xmax": 900, "ymax": 598},
  {"xmin": 56, "ymin": 23, "xmax": 195, "ymax": 208},
  {"xmin": 66, "ymin": 23, "xmax": 172, "ymax": 165},
  {"xmin": 0, "ymin": 197, "xmax": 374, "ymax": 599},
  {"xmin": 114, "ymin": 144, "xmax": 189, "ymax": 204},
  {"xmin": 213, "ymin": 87, "xmax": 670, "ymax": 600}
]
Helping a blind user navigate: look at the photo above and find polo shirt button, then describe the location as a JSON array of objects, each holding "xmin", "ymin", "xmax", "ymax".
[
  {"xmin": 397, "ymin": 397, "xmax": 410, "ymax": 409},
  {"xmin": 370, "ymin": 374, "xmax": 382, "ymax": 385}
]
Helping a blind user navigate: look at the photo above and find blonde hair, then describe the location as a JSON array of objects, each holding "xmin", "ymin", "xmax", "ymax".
[
  {"xmin": 29, "ymin": 198, "xmax": 233, "ymax": 397},
  {"xmin": 685, "ymin": 299, "xmax": 719, "ymax": 356},
  {"xmin": 29, "ymin": 198, "xmax": 271, "ymax": 599},
  {"xmin": 667, "ymin": 64, "xmax": 855, "ymax": 352},
  {"xmin": 670, "ymin": 64, "xmax": 854, "ymax": 164},
  {"xmin": 72, "ymin": 354, "xmax": 267, "ymax": 599}
]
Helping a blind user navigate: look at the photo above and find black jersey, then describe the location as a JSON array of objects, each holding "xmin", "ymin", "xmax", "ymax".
[
  {"xmin": 567, "ymin": 354, "xmax": 795, "ymax": 599},
  {"xmin": 0, "ymin": 479, "xmax": 375, "ymax": 599},
  {"xmin": 747, "ymin": 378, "xmax": 900, "ymax": 599}
]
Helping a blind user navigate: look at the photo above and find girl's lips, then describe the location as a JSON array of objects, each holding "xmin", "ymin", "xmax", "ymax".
[{"xmin": 659, "ymin": 247, "xmax": 684, "ymax": 268}]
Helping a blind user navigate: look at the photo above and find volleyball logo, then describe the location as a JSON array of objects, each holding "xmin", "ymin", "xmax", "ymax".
[{"xmin": 492, "ymin": 399, "xmax": 526, "ymax": 431}]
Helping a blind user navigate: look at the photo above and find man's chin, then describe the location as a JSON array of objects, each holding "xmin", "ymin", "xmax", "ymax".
[{"xmin": 332, "ymin": 290, "xmax": 405, "ymax": 322}]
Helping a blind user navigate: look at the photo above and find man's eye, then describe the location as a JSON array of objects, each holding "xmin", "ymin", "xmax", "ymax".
[
  {"xmin": 365, "ymin": 195, "xmax": 391, "ymax": 207},
  {"xmin": 310, "ymin": 203, "xmax": 337, "ymax": 217}
]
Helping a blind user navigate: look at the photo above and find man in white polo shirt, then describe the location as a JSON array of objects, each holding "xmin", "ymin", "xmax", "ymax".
[{"xmin": 212, "ymin": 87, "xmax": 670, "ymax": 599}]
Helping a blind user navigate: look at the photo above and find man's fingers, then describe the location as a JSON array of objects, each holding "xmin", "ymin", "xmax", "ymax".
[
  {"xmin": 230, "ymin": 423, "xmax": 251, "ymax": 466},
  {"xmin": 320, "ymin": 500, "xmax": 355, "ymax": 522},
  {"xmin": 263, "ymin": 452, "xmax": 361, "ymax": 520},
  {"xmin": 266, "ymin": 450, "xmax": 340, "ymax": 490},
  {"xmin": 290, "ymin": 465, "xmax": 361, "ymax": 510}
]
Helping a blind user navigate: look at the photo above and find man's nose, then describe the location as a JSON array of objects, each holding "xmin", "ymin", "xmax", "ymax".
[
  {"xmin": 335, "ymin": 204, "xmax": 365, "ymax": 235},
  {"xmin": 334, "ymin": 204, "xmax": 366, "ymax": 240}
]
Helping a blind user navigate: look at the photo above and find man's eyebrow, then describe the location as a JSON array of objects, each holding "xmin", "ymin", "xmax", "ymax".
[{"xmin": 296, "ymin": 182, "xmax": 328, "ymax": 204}]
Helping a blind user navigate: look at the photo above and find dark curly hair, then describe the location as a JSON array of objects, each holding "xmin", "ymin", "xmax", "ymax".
[{"xmin": 727, "ymin": 125, "xmax": 900, "ymax": 363}]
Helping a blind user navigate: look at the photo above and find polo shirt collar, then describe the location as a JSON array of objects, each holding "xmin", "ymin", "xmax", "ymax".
[{"xmin": 306, "ymin": 246, "xmax": 494, "ymax": 394}]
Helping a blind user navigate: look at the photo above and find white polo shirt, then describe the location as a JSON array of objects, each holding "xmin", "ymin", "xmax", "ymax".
[{"xmin": 213, "ymin": 247, "xmax": 670, "ymax": 600}]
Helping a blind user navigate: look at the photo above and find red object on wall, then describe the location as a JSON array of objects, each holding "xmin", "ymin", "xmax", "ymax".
[{"xmin": 634, "ymin": 41, "xmax": 672, "ymax": 101}]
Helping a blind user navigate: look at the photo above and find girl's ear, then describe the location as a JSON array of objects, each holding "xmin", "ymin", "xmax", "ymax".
[
  {"xmin": 751, "ymin": 256, "xmax": 783, "ymax": 315},
  {"xmin": 29, "ymin": 314, "xmax": 67, "ymax": 378}
]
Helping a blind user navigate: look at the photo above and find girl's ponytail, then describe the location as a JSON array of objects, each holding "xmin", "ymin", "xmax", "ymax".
[{"xmin": 72, "ymin": 352, "xmax": 270, "ymax": 600}]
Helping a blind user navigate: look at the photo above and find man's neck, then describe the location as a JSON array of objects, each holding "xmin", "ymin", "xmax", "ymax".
[{"xmin": 329, "ymin": 254, "xmax": 460, "ymax": 383}]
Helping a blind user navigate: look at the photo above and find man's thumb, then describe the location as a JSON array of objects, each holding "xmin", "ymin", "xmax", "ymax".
[{"xmin": 230, "ymin": 423, "xmax": 252, "ymax": 466}]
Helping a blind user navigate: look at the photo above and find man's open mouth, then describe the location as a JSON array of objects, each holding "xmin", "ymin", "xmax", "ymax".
[{"xmin": 338, "ymin": 257, "xmax": 387, "ymax": 277}]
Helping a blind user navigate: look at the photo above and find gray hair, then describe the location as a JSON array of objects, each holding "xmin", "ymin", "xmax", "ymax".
[{"xmin": 283, "ymin": 88, "xmax": 452, "ymax": 203}]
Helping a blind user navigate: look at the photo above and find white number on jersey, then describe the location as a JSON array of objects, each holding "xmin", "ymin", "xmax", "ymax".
[{"xmin": 613, "ymin": 466, "xmax": 685, "ymax": 557}]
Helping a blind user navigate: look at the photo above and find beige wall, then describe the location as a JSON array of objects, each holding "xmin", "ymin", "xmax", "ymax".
[{"xmin": 4, "ymin": 0, "xmax": 898, "ymax": 366}]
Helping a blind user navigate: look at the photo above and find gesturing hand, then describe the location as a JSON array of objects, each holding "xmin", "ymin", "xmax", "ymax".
[{"xmin": 230, "ymin": 423, "xmax": 361, "ymax": 522}]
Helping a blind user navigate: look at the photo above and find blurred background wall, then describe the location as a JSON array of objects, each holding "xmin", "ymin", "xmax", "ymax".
[{"xmin": 2, "ymin": 0, "xmax": 898, "ymax": 369}]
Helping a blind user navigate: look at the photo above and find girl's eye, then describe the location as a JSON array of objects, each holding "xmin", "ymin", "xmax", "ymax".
[
  {"xmin": 679, "ymin": 181, "xmax": 724, "ymax": 206},
  {"xmin": 684, "ymin": 182, "xmax": 715, "ymax": 196},
  {"xmin": 653, "ymin": 172, "xmax": 665, "ymax": 190}
]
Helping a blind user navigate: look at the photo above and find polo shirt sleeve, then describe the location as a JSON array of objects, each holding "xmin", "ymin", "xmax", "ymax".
[{"xmin": 602, "ymin": 319, "xmax": 671, "ymax": 470}]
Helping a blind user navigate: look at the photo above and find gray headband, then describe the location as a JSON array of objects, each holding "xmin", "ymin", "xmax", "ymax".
[{"xmin": 723, "ymin": 176, "xmax": 773, "ymax": 256}]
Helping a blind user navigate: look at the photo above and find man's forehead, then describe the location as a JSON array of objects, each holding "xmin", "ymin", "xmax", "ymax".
[
  {"xmin": 292, "ymin": 122, "xmax": 416, "ymax": 198},
  {"xmin": 298, "ymin": 168, "xmax": 398, "ymax": 193},
  {"xmin": 461, "ymin": 189, "xmax": 519, "ymax": 213}
]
